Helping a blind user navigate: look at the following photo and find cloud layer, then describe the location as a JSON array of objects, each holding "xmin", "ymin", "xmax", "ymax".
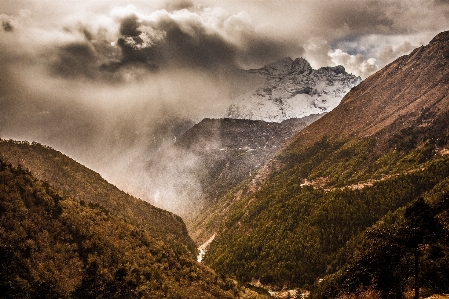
[{"xmin": 2, "ymin": 0, "xmax": 449, "ymax": 78}]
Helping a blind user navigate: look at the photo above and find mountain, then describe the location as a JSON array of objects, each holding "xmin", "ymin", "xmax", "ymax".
[
  {"xmin": 0, "ymin": 157, "xmax": 271, "ymax": 299},
  {"xmin": 142, "ymin": 114, "xmax": 322, "ymax": 220},
  {"xmin": 192, "ymin": 31, "xmax": 449, "ymax": 296},
  {"xmin": 0, "ymin": 139, "xmax": 197, "ymax": 256},
  {"xmin": 36, "ymin": 57, "xmax": 355, "ymax": 219},
  {"xmin": 226, "ymin": 57, "xmax": 361, "ymax": 122},
  {"xmin": 287, "ymin": 31, "xmax": 449, "ymax": 148}
]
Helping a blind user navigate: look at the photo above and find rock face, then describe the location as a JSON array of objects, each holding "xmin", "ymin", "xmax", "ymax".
[
  {"xmin": 176, "ymin": 115, "xmax": 323, "ymax": 201},
  {"xmin": 227, "ymin": 57, "xmax": 361, "ymax": 122}
]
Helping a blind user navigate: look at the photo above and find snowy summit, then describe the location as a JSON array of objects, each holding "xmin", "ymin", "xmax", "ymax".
[{"xmin": 228, "ymin": 57, "xmax": 362, "ymax": 122}]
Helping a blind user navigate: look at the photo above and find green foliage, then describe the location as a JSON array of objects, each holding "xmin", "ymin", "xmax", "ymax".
[
  {"xmin": 308, "ymin": 138, "xmax": 376, "ymax": 186},
  {"xmin": 202, "ymin": 135, "xmax": 449, "ymax": 290},
  {"xmin": 312, "ymin": 194, "xmax": 449, "ymax": 299},
  {"xmin": 0, "ymin": 158, "xmax": 268, "ymax": 298},
  {"xmin": 0, "ymin": 139, "xmax": 196, "ymax": 256}
]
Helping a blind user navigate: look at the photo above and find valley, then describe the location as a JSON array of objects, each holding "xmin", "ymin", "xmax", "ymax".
[
  {"xmin": 1, "ymin": 2, "xmax": 449, "ymax": 296},
  {"xmin": 143, "ymin": 115, "xmax": 323, "ymax": 219}
]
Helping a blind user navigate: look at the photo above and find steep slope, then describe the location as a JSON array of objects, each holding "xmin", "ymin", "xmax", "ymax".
[
  {"xmin": 193, "ymin": 31, "xmax": 449, "ymax": 293},
  {"xmin": 227, "ymin": 57, "xmax": 361, "ymax": 122},
  {"xmin": 0, "ymin": 158, "xmax": 270, "ymax": 299},
  {"xmin": 313, "ymin": 194, "xmax": 449, "ymax": 299},
  {"xmin": 289, "ymin": 31, "xmax": 449, "ymax": 148},
  {"xmin": 178, "ymin": 115, "xmax": 323, "ymax": 199},
  {"xmin": 0, "ymin": 139, "xmax": 196, "ymax": 255},
  {"xmin": 143, "ymin": 114, "xmax": 322, "ymax": 220}
]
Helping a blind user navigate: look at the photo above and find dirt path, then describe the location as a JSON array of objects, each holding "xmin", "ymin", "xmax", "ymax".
[{"xmin": 301, "ymin": 167, "xmax": 425, "ymax": 192}]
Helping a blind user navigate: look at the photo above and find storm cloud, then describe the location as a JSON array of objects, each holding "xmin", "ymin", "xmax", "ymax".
[
  {"xmin": 41, "ymin": 3, "xmax": 304, "ymax": 82},
  {"xmin": 112, "ymin": 11, "xmax": 238, "ymax": 71}
]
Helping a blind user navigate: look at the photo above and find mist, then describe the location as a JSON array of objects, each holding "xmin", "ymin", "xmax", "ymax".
[{"xmin": 1, "ymin": 0, "xmax": 449, "ymax": 217}]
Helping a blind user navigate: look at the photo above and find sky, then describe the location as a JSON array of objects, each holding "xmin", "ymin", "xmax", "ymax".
[{"xmin": 1, "ymin": 0, "xmax": 449, "ymax": 215}]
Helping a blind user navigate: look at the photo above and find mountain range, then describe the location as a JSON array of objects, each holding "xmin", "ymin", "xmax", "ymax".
[
  {"xmin": 0, "ymin": 54, "xmax": 359, "ymax": 298},
  {"xmin": 93, "ymin": 56, "xmax": 356, "ymax": 215},
  {"xmin": 2, "ymin": 29, "xmax": 449, "ymax": 299},
  {"xmin": 191, "ymin": 31, "xmax": 449, "ymax": 297},
  {"xmin": 288, "ymin": 32, "xmax": 449, "ymax": 147}
]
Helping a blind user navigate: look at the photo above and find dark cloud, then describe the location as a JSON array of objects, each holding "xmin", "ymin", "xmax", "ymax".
[
  {"xmin": 115, "ymin": 36, "xmax": 157, "ymax": 66},
  {"xmin": 235, "ymin": 31, "xmax": 305, "ymax": 68},
  {"xmin": 165, "ymin": 0, "xmax": 195, "ymax": 12},
  {"xmin": 78, "ymin": 26, "xmax": 94, "ymax": 41},
  {"xmin": 119, "ymin": 14, "xmax": 141, "ymax": 36},
  {"xmin": 2, "ymin": 20, "xmax": 13, "ymax": 32},
  {"xmin": 50, "ymin": 42, "xmax": 99, "ymax": 79},
  {"xmin": 44, "ymin": 11, "xmax": 243, "ymax": 82},
  {"xmin": 89, "ymin": 9, "xmax": 302, "ymax": 78},
  {"xmin": 88, "ymin": 11, "xmax": 240, "ymax": 78},
  {"xmin": 153, "ymin": 16, "xmax": 238, "ymax": 70},
  {"xmin": 112, "ymin": 14, "xmax": 161, "ymax": 69},
  {"xmin": 314, "ymin": 1, "xmax": 395, "ymax": 36}
]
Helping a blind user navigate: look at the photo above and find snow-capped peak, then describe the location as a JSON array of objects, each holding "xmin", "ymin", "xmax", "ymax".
[{"xmin": 227, "ymin": 57, "xmax": 361, "ymax": 122}]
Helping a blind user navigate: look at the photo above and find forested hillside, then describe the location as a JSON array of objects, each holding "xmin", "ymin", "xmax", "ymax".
[
  {"xmin": 200, "ymin": 138, "xmax": 449, "ymax": 288},
  {"xmin": 0, "ymin": 139, "xmax": 196, "ymax": 255},
  {"xmin": 0, "ymin": 158, "xmax": 270, "ymax": 298},
  {"xmin": 313, "ymin": 194, "xmax": 449, "ymax": 299},
  {"xmin": 193, "ymin": 31, "xmax": 449, "ymax": 297}
]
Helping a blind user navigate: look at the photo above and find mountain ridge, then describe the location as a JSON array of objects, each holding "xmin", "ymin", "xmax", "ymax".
[
  {"xmin": 0, "ymin": 157, "xmax": 271, "ymax": 298},
  {"xmin": 0, "ymin": 139, "xmax": 197, "ymax": 256},
  {"xmin": 289, "ymin": 31, "xmax": 449, "ymax": 148},
  {"xmin": 140, "ymin": 114, "xmax": 323, "ymax": 219}
]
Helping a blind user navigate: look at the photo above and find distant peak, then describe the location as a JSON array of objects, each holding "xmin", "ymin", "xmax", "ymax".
[
  {"xmin": 259, "ymin": 57, "xmax": 294, "ymax": 77},
  {"xmin": 316, "ymin": 65, "xmax": 349, "ymax": 75},
  {"xmin": 293, "ymin": 57, "xmax": 309, "ymax": 64},
  {"xmin": 259, "ymin": 57, "xmax": 315, "ymax": 77},
  {"xmin": 292, "ymin": 57, "xmax": 312, "ymax": 73}
]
